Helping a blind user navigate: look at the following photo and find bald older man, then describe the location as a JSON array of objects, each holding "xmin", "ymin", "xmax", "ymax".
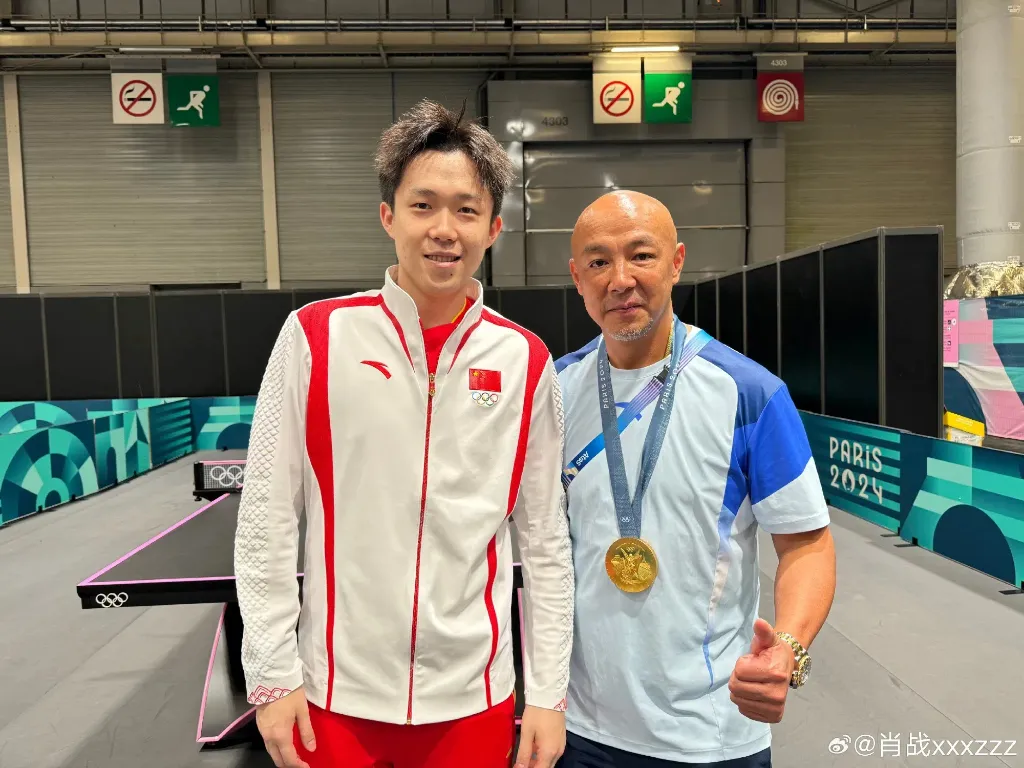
[{"xmin": 553, "ymin": 191, "xmax": 836, "ymax": 767}]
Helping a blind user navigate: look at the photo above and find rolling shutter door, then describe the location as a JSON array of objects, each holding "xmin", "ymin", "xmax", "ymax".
[
  {"xmin": 392, "ymin": 72, "xmax": 487, "ymax": 122},
  {"xmin": 523, "ymin": 142, "xmax": 747, "ymax": 284},
  {"xmin": 20, "ymin": 74, "xmax": 264, "ymax": 287},
  {"xmin": 785, "ymin": 68, "xmax": 956, "ymax": 273},
  {"xmin": 273, "ymin": 73, "xmax": 394, "ymax": 284}
]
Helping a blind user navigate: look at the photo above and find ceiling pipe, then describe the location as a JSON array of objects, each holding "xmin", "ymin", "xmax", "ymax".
[{"xmin": 1, "ymin": 17, "xmax": 955, "ymax": 34}]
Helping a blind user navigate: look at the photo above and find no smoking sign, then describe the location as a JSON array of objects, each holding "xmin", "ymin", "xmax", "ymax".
[
  {"xmin": 111, "ymin": 73, "xmax": 165, "ymax": 124},
  {"xmin": 600, "ymin": 81, "xmax": 634, "ymax": 117},
  {"xmin": 592, "ymin": 72, "xmax": 641, "ymax": 124}
]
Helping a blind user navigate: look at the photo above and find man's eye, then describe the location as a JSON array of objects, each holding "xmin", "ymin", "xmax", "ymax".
[
  {"xmin": 635, "ymin": 252, "xmax": 655, "ymax": 260},
  {"xmin": 413, "ymin": 202, "xmax": 430, "ymax": 209},
  {"xmin": 460, "ymin": 207, "xmax": 478, "ymax": 215}
]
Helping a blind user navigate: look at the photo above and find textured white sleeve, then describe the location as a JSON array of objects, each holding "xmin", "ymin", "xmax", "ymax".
[
  {"xmin": 512, "ymin": 358, "xmax": 575, "ymax": 712},
  {"xmin": 233, "ymin": 312, "xmax": 309, "ymax": 706}
]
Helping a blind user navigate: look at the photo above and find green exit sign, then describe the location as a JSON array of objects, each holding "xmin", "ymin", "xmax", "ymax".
[
  {"xmin": 643, "ymin": 72, "xmax": 692, "ymax": 124},
  {"xmin": 166, "ymin": 75, "xmax": 219, "ymax": 127}
]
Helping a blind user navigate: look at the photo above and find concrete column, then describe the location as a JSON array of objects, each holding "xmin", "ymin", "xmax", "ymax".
[
  {"xmin": 258, "ymin": 71, "xmax": 282, "ymax": 290},
  {"xmin": 4, "ymin": 75, "xmax": 29, "ymax": 294},
  {"xmin": 747, "ymin": 134, "xmax": 787, "ymax": 264},
  {"xmin": 956, "ymin": 1, "xmax": 1024, "ymax": 265}
]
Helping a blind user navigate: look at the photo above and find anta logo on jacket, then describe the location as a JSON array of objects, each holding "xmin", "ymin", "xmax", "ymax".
[{"xmin": 234, "ymin": 266, "xmax": 574, "ymax": 725}]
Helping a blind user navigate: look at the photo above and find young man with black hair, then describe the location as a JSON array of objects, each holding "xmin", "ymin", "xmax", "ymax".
[{"xmin": 234, "ymin": 100, "xmax": 574, "ymax": 768}]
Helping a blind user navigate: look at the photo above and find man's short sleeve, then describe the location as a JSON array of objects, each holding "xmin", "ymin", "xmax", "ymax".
[{"xmin": 747, "ymin": 384, "xmax": 830, "ymax": 534}]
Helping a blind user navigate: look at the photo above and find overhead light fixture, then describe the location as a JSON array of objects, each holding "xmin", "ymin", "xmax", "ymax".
[
  {"xmin": 609, "ymin": 45, "xmax": 681, "ymax": 53},
  {"xmin": 117, "ymin": 46, "xmax": 194, "ymax": 54}
]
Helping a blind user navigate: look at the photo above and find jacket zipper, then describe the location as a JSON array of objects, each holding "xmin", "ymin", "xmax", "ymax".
[{"xmin": 407, "ymin": 370, "xmax": 435, "ymax": 724}]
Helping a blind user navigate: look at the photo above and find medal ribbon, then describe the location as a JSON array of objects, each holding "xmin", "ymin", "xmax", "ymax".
[
  {"xmin": 561, "ymin": 375, "xmax": 663, "ymax": 490},
  {"xmin": 595, "ymin": 317, "xmax": 709, "ymax": 540}
]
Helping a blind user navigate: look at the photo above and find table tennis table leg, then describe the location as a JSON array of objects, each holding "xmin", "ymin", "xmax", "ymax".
[
  {"xmin": 223, "ymin": 601, "xmax": 248, "ymax": 694},
  {"xmin": 197, "ymin": 602, "xmax": 260, "ymax": 751}
]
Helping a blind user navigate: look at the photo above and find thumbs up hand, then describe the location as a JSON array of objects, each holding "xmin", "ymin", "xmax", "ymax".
[{"xmin": 727, "ymin": 618, "xmax": 796, "ymax": 724}]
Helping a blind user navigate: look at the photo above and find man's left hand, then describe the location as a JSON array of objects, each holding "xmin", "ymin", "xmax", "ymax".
[
  {"xmin": 728, "ymin": 618, "xmax": 795, "ymax": 724},
  {"xmin": 514, "ymin": 704, "xmax": 566, "ymax": 768}
]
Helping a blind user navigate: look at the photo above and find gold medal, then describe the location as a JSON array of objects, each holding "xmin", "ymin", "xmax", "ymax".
[{"xmin": 605, "ymin": 537, "xmax": 659, "ymax": 592}]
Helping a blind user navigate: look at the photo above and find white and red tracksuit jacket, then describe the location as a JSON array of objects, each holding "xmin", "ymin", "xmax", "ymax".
[{"xmin": 233, "ymin": 267, "xmax": 574, "ymax": 725}]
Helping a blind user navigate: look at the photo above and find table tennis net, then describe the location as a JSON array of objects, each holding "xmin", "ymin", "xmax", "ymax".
[{"xmin": 197, "ymin": 461, "xmax": 246, "ymax": 492}]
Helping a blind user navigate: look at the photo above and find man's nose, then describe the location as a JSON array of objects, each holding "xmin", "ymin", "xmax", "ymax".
[
  {"xmin": 429, "ymin": 209, "xmax": 457, "ymax": 242},
  {"xmin": 608, "ymin": 260, "xmax": 637, "ymax": 292}
]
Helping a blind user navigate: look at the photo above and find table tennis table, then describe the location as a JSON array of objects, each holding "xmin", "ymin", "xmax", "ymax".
[{"xmin": 77, "ymin": 458, "xmax": 527, "ymax": 750}]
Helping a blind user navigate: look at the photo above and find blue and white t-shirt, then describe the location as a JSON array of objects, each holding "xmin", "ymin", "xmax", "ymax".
[{"xmin": 555, "ymin": 323, "xmax": 830, "ymax": 763}]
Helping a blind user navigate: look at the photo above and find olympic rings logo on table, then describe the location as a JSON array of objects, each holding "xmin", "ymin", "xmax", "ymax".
[
  {"xmin": 209, "ymin": 465, "xmax": 245, "ymax": 486},
  {"xmin": 95, "ymin": 592, "xmax": 129, "ymax": 608}
]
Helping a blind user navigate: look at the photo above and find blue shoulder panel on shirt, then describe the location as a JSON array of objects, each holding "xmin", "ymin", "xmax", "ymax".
[
  {"xmin": 697, "ymin": 340, "xmax": 812, "ymax": 506},
  {"xmin": 696, "ymin": 340, "xmax": 783, "ymax": 429},
  {"xmin": 746, "ymin": 387, "xmax": 814, "ymax": 504},
  {"xmin": 555, "ymin": 335, "xmax": 600, "ymax": 374}
]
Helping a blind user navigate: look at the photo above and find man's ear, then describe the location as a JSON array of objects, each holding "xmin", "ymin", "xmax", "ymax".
[
  {"xmin": 672, "ymin": 242, "xmax": 686, "ymax": 283},
  {"xmin": 380, "ymin": 202, "xmax": 395, "ymax": 239},
  {"xmin": 487, "ymin": 214, "xmax": 503, "ymax": 247},
  {"xmin": 569, "ymin": 257, "xmax": 584, "ymax": 296}
]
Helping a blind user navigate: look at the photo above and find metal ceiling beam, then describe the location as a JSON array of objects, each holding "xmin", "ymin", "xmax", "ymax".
[
  {"xmin": 860, "ymin": 0, "xmax": 909, "ymax": 15},
  {"xmin": 3, "ymin": 16, "xmax": 953, "ymax": 32},
  {"xmin": 0, "ymin": 27, "xmax": 955, "ymax": 53},
  {"xmin": 799, "ymin": 0, "xmax": 861, "ymax": 17}
]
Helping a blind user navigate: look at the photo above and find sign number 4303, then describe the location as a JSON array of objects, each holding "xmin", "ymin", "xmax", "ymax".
[{"xmin": 830, "ymin": 465, "xmax": 884, "ymax": 504}]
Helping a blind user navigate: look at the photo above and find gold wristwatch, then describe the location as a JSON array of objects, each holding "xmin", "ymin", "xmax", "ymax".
[{"xmin": 775, "ymin": 632, "xmax": 811, "ymax": 688}]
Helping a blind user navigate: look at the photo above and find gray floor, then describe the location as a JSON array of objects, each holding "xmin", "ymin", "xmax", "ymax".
[{"xmin": 0, "ymin": 453, "xmax": 1021, "ymax": 767}]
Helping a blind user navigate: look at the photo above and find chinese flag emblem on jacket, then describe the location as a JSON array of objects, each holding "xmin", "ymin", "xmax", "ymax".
[{"xmin": 469, "ymin": 368, "xmax": 501, "ymax": 392}]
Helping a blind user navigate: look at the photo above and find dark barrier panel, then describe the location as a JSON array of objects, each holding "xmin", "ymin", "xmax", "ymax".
[
  {"xmin": 565, "ymin": 289, "xmax": 597, "ymax": 356},
  {"xmin": 224, "ymin": 292, "xmax": 294, "ymax": 397},
  {"xmin": 155, "ymin": 293, "xmax": 227, "ymax": 397},
  {"xmin": 499, "ymin": 288, "xmax": 567, "ymax": 360},
  {"xmin": 717, "ymin": 272, "xmax": 744, "ymax": 354},
  {"xmin": 696, "ymin": 280, "xmax": 717, "ymax": 337},
  {"xmin": 0, "ymin": 296, "xmax": 47, "ymax": 401},
  {"xmin": 674, "ymin": 284, "xmax": 695, "ymax": 325},
  {"xmin": 483, "ymin": 289, "xmax": 500, "ymax": 311},
  {"xmin": 745, "ymin": 263, "xmax": 778, "ymax": 376},
  {"xmin": 117, "ymin": 295, "xmax": 155, "ymax": 399},
  {"xmin": 779, "ymin": 251, "xmax": 821, "ymax": 413},
  {"xmin": 823, "ymin": 237, "xmax": 879, "ymax": 424},
  {"xmin": 1, "ymin": 229, "xmax": 941, "ymax": 445},
  {"xmin": 294, "ymin": 288, "xmax": 358, "ymax": 308},
  {"xmin": 44, "ymin": 297, "xmax": 118, "ymax": 400},
  {"xmin": 883, "ymin": 232, "xmax": 943, "ymax": 438}
]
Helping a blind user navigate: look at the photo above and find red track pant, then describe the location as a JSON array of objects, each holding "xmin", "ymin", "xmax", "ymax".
[{"xmin": 293, "ymin": 694, "xmax": 515, "ymax": 768}]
